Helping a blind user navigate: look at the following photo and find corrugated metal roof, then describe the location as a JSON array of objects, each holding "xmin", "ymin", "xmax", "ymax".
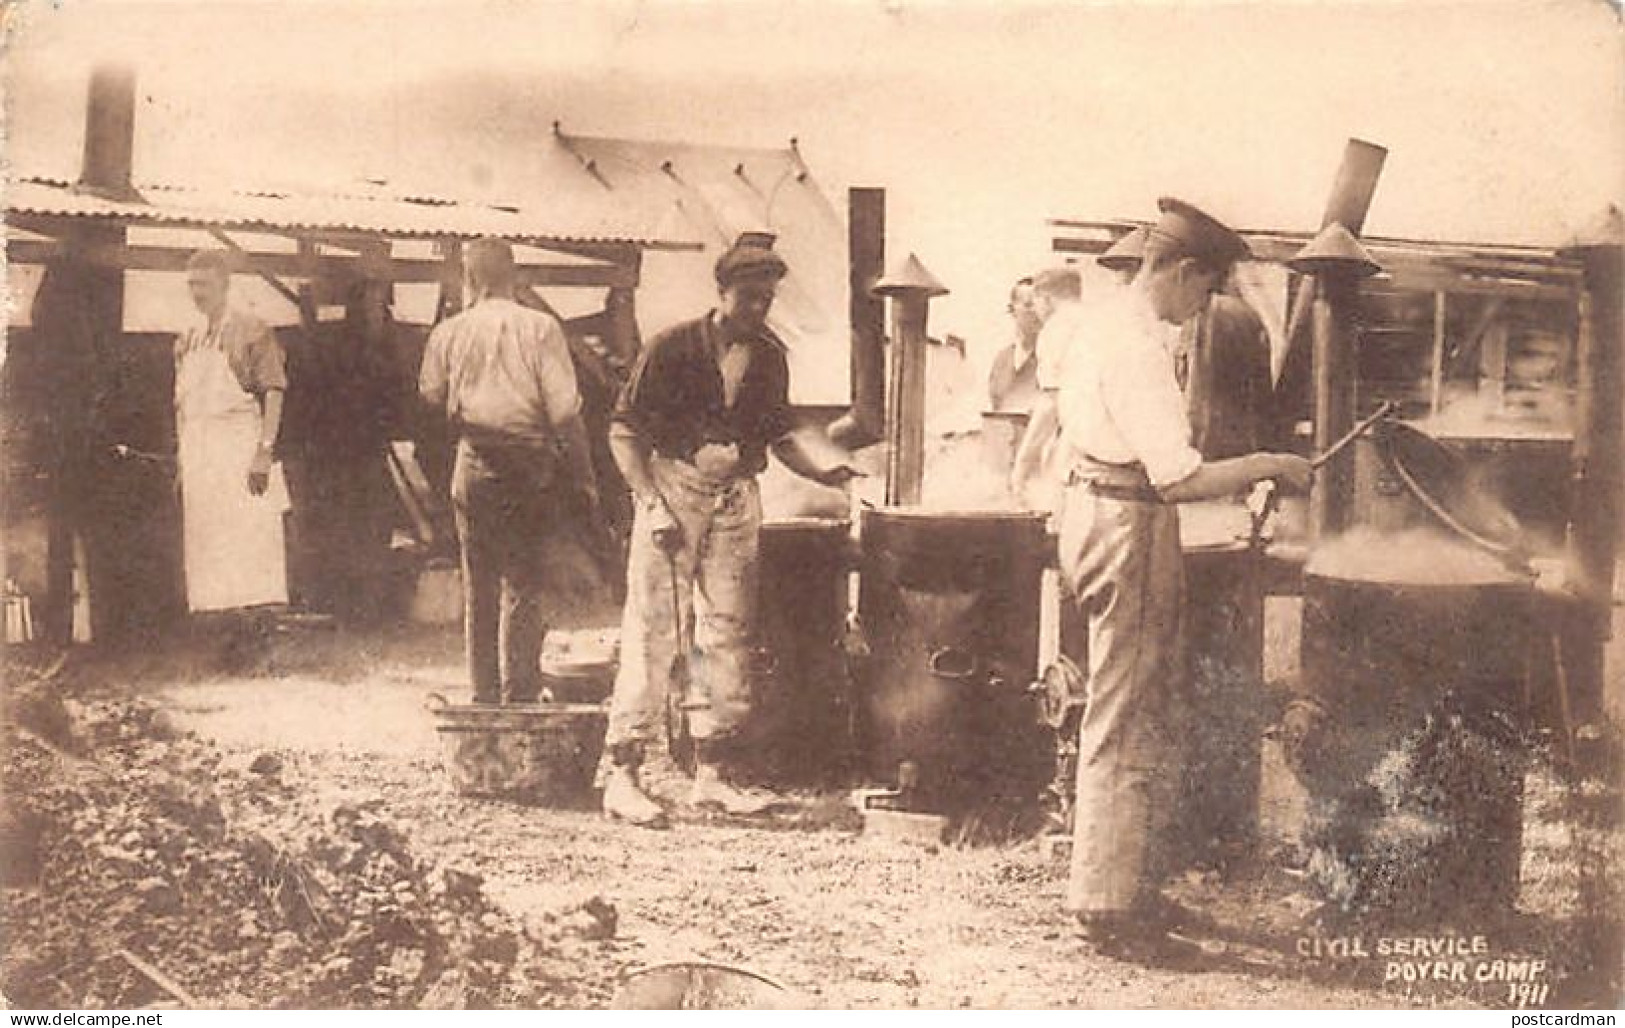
[{"xmin": 3, "ymin": 176, "xmax": 699, "ymax": 250}]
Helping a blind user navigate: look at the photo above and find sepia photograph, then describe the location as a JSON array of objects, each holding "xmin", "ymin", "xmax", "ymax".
[{"xmin": 1, "ymin": 0, "xmax": 1621, "ymax": 1012}]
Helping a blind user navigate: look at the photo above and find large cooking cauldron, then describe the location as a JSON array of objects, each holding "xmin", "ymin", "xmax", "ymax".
[
  {"xmin": 736, "ymin": 517, "xmax": 854, "ymax": 788},
  {"xmin": 1292, "ymin": 419, "xmax": 1534, "ymax": 919},
  {"xmin": 1296, "ymin": 567, "xmax": 1531, "ymax": 917},
  {"xmin": 856, "ymin": 507, "xmax": 1051, "ymax": 816}
]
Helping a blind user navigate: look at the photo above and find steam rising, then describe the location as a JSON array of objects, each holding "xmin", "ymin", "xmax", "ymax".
[{"xmin": 1306, "ymin": 526, "xmax": 1521, "ymax": 586}]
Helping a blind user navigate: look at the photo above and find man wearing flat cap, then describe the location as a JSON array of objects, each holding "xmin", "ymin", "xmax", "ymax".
[
  {"xmin": 1047, "ymin": 199, "xmax": 1311, "ymax": 962},
  {"xmin": 602, "ymin": 231, "xmax": 860, "ymax": 827}
]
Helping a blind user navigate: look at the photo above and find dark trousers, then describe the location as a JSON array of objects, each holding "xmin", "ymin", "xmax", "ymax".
[
  {"xmin": 285, "ymin": 451, "xmax": 395, "ymax": 624},
  {"xmin": 450, "ymin": 438, "xmax": 563, "ymax": 704}
]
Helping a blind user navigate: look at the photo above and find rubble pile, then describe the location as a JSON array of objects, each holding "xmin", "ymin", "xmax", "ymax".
[{"xmin": 1, "ymin": 683, "xmax": 614, "ymax": 1009}]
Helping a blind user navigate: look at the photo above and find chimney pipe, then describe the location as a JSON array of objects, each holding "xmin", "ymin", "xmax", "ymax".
[
  {"xmin": 78, "ymin": 64, "xmax": 139, "ymax": 201},
  {"xmin": 829, "ymin": 187, "xmax": 886, "ymax": 449}
]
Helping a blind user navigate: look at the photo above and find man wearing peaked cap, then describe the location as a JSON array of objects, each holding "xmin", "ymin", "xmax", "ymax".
[
  {"xmin": 1039, "ymin": 198, "xmax": 1310, "ymax": 964},
  {"xmin": 1148, "ymin": 197, "xmax": 1253, "ymax": 269},
  {"xmin": 601, "ymin": 231, "xmax": 861, "ymax": 827}
]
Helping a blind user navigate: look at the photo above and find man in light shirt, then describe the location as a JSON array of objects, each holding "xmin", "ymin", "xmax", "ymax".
[
  {"xmin": 1041, "ymin": 199, "xmax": 1311, "ymax": 963},
  {"xmin": 1008, "ymin": 265, "xmax": 1086, "ymax": 512},
  {"xmin": 419, "ymin": 238, "xmax": 600, "ymax": 706}
]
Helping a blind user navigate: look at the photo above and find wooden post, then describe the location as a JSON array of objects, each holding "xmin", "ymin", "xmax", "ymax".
[
  {"xmin": 603, "ymin": 285, "xmax": 641, "ymax": 364},
  {"xmin": 436, "ymin": 239, "xmax": 463, "ymax": 319},
  {"xmin": 831, "ymin": 187, "xmax": 886, "ymax": 448},
  {"xmin": 1568, "ymin": 245, "xmax": 1623, "ymax": 601}
]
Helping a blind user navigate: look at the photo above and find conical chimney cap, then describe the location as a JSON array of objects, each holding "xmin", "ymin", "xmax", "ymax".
[
  {"xmin": 1286, "ymin": 222, "xmax": 1382, "ymax": 278},
  {"xmin": 872, "ymin": 253, "xmax": 948, "ymax": 298}
]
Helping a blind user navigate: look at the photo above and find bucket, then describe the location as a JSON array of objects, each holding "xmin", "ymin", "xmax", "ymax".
[
  {"xmin": 540, "ymin": 628, "xmax": 619, "ymax": 704},
  {"xmin": 426, "ymin": 693, "xmax": 606, "ymax": 805}
]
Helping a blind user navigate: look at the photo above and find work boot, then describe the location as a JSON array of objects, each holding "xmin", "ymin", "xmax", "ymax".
[
  {"xmin": 602, "ymin": 764, "xmax": 668, "ymax": 829},
  {"xmin": 688, "ymin": 762, "xmax": 781, "ymax": 816}
]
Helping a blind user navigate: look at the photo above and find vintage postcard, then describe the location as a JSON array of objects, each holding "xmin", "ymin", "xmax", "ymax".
[{"xmin": 1, "ymin": 0, "xmax": 1621, "ymax": 1012}]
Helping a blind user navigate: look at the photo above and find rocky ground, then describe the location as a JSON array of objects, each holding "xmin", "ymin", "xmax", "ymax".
[{"xmin": 2, "ymin": 620, "xmax": 1619, "ymax": 1009}]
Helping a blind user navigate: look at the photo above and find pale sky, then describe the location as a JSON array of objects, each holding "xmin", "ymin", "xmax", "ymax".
[{"xmin": 5, "ymin": 0, "xmax": 1623, "ymax": 391}]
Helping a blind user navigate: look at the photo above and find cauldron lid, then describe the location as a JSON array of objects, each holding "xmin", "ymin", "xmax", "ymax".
[{"xmin": 1375, "ymin": 420, "xmax": 1527, "ymax": 558}]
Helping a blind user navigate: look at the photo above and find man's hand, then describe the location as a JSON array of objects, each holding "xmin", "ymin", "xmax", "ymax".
[
  {"xmin": 692, "ymin": 442, "xmax": 742, "ymax": 480},
  {"xmin": 246, "ymin": 445, "xmax": 273, "ymax": 496},
  {"xmin": 644, "ymin": 496, "xmax": 682, "ymax": 554},
  {"xmin": 1265, "ymin": 453, "xmax": 1314, "ymax": 494}
]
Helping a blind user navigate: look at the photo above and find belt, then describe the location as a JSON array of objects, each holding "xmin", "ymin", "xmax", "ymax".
[{"xmin": 1065, "ymin": 459, "xmax": 1165, "ymax": 504}]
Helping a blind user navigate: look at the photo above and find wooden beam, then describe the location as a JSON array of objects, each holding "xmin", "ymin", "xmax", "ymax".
[
  {"xmin": 205, "ymin": 229, "xmax": 302, "ymax": 308},
  {"xmin": 5, "ymin": 237, "xmax": 637, "ymax": 287}
]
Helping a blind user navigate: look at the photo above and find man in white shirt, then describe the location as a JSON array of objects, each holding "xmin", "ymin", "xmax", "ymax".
[
  {"xmin": 1008, "ymin": 265, "xmax": 1086, "ymax": 512},
  {"xmin": 1047, "ymin": 199, "xmax": 1311, "ymax": 964}
]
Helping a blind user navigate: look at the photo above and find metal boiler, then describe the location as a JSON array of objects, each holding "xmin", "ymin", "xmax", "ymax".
[
  {"xmin": 1289, "ymin": 420, "xmax": 1534, "ymax": 919},
  {"xmin": 738, "ymin": 517, "xmax": 855, "ymax": 789},
  {"xmin": 855, "ymin": 506, "xmax": 1052, "ymax": 818}
]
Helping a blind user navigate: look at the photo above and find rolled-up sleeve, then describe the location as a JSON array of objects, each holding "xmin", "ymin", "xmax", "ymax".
[
  {"xmin": 612, "ymin": 340, "xmax": 667, "ymax": 441},
  {"xmin": 530, "ymin": 315, "xmax": 582, "ymax": 427},
  {"xmin": 1102, "ymin": 339, "xmax": 1202, "ymax": 489},
  {"xmin": 229, "ymin": 318, "xmax": 287, "ymax": 394}
]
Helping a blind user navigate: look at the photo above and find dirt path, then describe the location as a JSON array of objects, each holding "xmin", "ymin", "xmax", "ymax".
[{"xmin": 134, "ymin": 624, "xmax": 1561, "ymax": 1009}]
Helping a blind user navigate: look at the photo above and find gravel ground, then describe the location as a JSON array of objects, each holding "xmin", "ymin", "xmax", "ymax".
[{"xmin": 4, "ymin": 619, "xmax": 1619, "ymax": 1009}]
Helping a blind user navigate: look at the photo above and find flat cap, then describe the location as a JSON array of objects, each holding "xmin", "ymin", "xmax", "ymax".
[
  {"xmin": 1149, "ymin": 198, "xmax": 1252, "ymax": 267},
  {"xmin": 715, "ymin": 230, "xmax": 788, "ymax": 286},
  {"xmin": 1096, "ymin": 225, "xmax": 1148, "ymax": 271}
]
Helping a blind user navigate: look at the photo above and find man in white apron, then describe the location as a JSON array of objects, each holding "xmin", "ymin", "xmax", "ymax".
[
  {"xmin": 1047, "ymin": 200, "xmax": 1311, "ymax": 963},
  {"xmin": 175, "ymin": 250, "xmax": 290, "ymax": 614}
]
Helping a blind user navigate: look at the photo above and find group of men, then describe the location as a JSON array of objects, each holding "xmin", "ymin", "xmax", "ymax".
[
  {"xmin": 419, "ymin": 234, "xmax": 858, "ymax": 827},
  {"xmin": 174, "ymin": 203, "xmax": 1309, "ymax": 967}
]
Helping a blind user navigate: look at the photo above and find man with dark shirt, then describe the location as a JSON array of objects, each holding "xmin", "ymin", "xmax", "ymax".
[{"xmin": 601, "ymin": 232, "xmax": 858, "ymax": 827}]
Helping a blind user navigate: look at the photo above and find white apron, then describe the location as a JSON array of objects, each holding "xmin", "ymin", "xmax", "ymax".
[{"xmin": 175, "ymin": 332, "xmax": 290, "ymax": 612}]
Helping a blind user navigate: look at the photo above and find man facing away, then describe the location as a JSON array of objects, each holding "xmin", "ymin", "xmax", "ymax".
[
  {"xmin": 600, "ymin": 231, "xmax": 859, "ymax": 827},
  {"xmin": 1022, "ymin": 199, "xmax": 1311, "ymax": 963},
  {"xmin": 175, "ymin": 249, "xmax": 291, "ymax": 616},
  {"xmin": 419, "ymin": 238, "xmax": 600, "ymax": 705}
]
